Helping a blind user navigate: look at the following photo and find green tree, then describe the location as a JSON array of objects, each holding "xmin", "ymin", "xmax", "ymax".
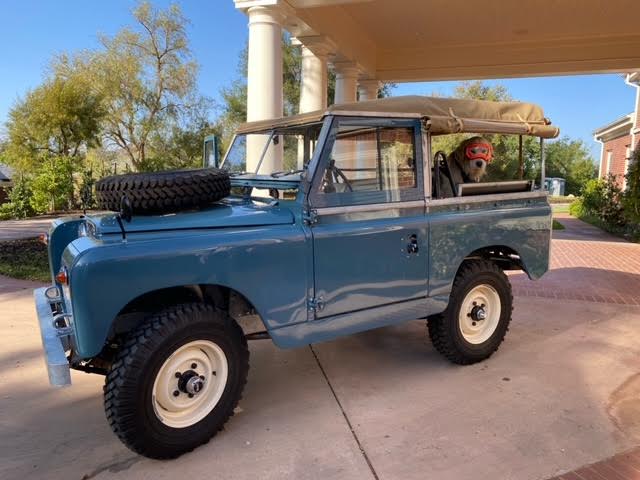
[
  {"xmin": 29, "ymin": 156, "xmax": 75, "ymax": 213},
  {"xmin": 544, "ymin": 137, "xmax": 596, "ymax": 195},
  {"xmin": 5, "ymin": 75, "xmax": 104, "ymax": 172}
]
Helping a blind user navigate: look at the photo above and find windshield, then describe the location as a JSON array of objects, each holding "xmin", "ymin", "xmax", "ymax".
[{"xmin": 221, "ymin": 123, "xmax": 323, "ymax": 176}]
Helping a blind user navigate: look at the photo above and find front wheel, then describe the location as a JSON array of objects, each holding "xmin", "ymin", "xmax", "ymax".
[
  {"xmin": 104, "ymin": 303, "xmax": 249, "ymax": 459},
  {"xmin": 428, "ymin": 260, "xmax": 513, "ymax": 365}
]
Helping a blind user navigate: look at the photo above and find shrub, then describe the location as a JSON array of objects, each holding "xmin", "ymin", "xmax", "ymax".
[
  {"xmin": 580, "ymin": 176, "xmax": 625, "ymax": 226},
  {"xmin": 29, "ymin": 157, "xmax": 74, "ymax": 214},
  {"xmin": 569, "ymin": 197, "xmax": 584, "ymax": 217},
  {"xmin": 623, "ymin": 148, "xmax": 640, "ymax": 223},
  {"xmin": 0, "ymin": 176, "xmax": 35, "ymax": 219}
]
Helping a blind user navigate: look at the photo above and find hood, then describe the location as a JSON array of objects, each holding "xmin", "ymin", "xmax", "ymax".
[{"xmin": 87, "ymin": 199, "xmax": 295, "ymax": 236}]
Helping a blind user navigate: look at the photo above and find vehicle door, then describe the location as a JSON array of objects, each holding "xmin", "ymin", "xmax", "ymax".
[{"xmin": 307, "ymin": 117, "xmax": 428, "ymax": 318}]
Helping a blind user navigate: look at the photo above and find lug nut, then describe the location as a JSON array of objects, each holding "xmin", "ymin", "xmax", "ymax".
[
  {"xmin": 191, "ymin": 363, "xmax": 197, "ymax": 369},
  {"xmin": 212, "ymin": 371, "xmax": 216, "ymax": 376},
  {"xmin": 175, "ymin": 372, "xmax": 181, "ymax": 378},
  {"xmin": 199, "ymin": 375, "xmax": 205, "ymax": 380},
  {"xmin": 173, "ymin": 390, "xmax": 179, "ymax": 397},
  {"xmin": 188, "ymin": 393, "xmax": 194, "ymax": 398}
]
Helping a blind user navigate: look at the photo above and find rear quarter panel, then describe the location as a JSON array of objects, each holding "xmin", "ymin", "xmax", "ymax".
[{"xmin": 428, "ymin": 193, "xmax": 551, "ymax": 299}]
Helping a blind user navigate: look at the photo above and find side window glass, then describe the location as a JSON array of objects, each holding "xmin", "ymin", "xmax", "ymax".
[{"xmin": 320, "ymin": 125, "xmax": 417, "ymax": 195}]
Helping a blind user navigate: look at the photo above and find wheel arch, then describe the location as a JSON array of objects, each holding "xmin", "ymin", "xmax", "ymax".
[{"xmin": 109, "ymin": 283, "xmax": 265, "ymax": 340}]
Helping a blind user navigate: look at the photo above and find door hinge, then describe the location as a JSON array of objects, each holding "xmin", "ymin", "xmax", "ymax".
[
  {"xmin": 303, "ymin": 208, "xmax": 318, "ymax": 225},
  {"xmin": 307, "ymin": 296, "xmax": 325, "ymax": 314}
]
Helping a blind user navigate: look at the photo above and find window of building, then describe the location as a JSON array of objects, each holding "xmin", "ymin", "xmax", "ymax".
[{"xmin": 606, "ymin": 150, "xmax": 613, "ymax": 175}]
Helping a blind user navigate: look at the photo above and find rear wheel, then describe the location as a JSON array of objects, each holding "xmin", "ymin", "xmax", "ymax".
[
  {"xmin": 427, "ymin": 260, "xmax": 513, "ymax": 365},
  {"xmin": 104, "ymin": 303, "xmax": 249, "ymax": 459}
]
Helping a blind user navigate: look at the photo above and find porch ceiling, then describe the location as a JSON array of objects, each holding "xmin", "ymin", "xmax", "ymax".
[{"xmin": 276, "ymin": 0, "xmax": 640, "ymax": 81}]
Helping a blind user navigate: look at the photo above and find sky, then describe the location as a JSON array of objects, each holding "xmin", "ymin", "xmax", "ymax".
[{"xmin": 0, "ymin": 0, "xmax": 637, "ymax": 159}]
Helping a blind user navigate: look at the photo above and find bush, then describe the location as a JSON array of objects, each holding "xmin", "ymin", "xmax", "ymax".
[
  {"xmin": 569, "ymin": 198, "xmax": 584, "ymax": 217},
  {"xmin": 623, "ymin": 148, "xmax": 640, "ymax": 223},
  {"xmin": 0, "ymin": 176, "xmax": 35, "ymax": 220},
  {"xmin": 580, "ymin": 176, "xmax": 625, "ymax": 226},
  {"xmin": 29, "ymin": 156, "xmax": 74, "ymax": 214}
]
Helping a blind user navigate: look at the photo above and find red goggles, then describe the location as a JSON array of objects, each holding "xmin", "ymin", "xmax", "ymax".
[{"xmin": 465, "ymin": 142, "xmax": 493, "ymax": 162}]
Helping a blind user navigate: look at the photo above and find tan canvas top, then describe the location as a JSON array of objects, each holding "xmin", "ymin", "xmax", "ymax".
[{"xmin": 237, "ymin": 95, "xmax": 560, "ymax": 138}]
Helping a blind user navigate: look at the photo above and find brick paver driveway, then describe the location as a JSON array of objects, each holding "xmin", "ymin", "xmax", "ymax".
[{"xmin": 511, "ymin": 213, "xmax": 640, "ymax": 306}]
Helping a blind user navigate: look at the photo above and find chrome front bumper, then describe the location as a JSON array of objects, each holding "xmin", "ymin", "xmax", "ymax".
[{"xmin": 34, "ymin": 286, "xmax": 72, "ymax": 387}]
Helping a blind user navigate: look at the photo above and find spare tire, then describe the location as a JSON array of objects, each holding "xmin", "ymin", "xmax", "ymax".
[{"xmin": 95, "ymin": 168, "xmax": 231, "ymax": 214}]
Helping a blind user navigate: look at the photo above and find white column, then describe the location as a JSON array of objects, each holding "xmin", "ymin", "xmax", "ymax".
[
  {"xmin": 300, "ymin": 46, "xmax": 328, "ymax": 112},
  {"xmin": 358, "ymin": 79, "xmax": 380, "ymax": 101},
  {"xmin": 246, "ymin": 5, "xmax": 283, "ymax": 174},
  {"xmin": 333, "ymin": 63, "xmax": 359, "ymax": 104},
  {"xmin": 298, "ymin": 46, "xmax": 328, "ymax": 168}
]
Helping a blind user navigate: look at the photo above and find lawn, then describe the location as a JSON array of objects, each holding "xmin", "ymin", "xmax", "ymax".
[{"xmin": 0, "ymin": 238, "xmax": 50, "ymax": 282}]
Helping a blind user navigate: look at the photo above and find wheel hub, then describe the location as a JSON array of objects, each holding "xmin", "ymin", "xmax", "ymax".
[
  {"xmin": 177, "ymin": 370, "xmax": 205, "ymax": 395},
  {"xmin": 470, "ymin": 305, "xmax": 486, "ymax": 322}
]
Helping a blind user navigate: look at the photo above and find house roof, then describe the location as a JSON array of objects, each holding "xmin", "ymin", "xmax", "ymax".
[
  {"xmin": 0, "ymin": 164, "xmax": 13, "ymax": 182},
  {"xmin": 237, "ymin": 95, "xmax": 560, "ymax": 138},
  {"xmin": 593, "ymin": 113, "xmax": 634, "ymax": 142}
]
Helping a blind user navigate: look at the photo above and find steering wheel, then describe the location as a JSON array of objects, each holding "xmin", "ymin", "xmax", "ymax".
[{"xmin": 325, "ymin": 160, "xmax": 353, "ymax": 192}]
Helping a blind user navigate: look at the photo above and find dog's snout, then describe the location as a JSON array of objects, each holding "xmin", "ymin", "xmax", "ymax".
[{"xmin": 475, "ymin": 160, "xmax": 484, "ymax": 168}]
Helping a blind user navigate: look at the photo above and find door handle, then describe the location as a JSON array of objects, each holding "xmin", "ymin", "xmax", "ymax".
[{"xmin": 407, "ymin": 234, "xmax": 419, "ymax": 254}]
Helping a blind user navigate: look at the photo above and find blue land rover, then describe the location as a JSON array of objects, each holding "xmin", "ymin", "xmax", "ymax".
[{"xmin": 34, "ymin": 96, "xmax": 557, "ymax": 458}]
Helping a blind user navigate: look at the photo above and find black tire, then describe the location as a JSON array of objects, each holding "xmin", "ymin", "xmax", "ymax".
[
  {"xmin": 427, "ymin": 260, "xmax": 513, "ymax": 365},
  {"xmin": 104, "ymin": 303, "xmax": 249, "ymax": 459},
  {"xmin": 95, "ymin": 168, "xmax": 231, "ymax": 214}
]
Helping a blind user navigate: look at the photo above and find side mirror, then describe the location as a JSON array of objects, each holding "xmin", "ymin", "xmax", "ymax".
[{"xmin": 203, "ymin": 135, "xmax": 219, "ymax": 168}]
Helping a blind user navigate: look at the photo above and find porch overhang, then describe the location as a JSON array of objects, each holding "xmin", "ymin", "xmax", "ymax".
[{"xmin": 236, "ymin": 0, "xmax": 640, "ymax": 82}]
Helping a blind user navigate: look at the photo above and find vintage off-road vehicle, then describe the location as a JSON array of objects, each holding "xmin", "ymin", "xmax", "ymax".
[{"xmin": 35, "ymin": 96, "xmax": 558, "ymax": 459}]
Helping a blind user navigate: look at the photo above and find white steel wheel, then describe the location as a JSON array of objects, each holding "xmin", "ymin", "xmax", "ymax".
[
  {"xmin": 458, "ymin": 284, "xmax": 501, "ymax": 345},
  {"xmin": 152, "ymin": 340, "xmax": 229, "ymax": 429}
]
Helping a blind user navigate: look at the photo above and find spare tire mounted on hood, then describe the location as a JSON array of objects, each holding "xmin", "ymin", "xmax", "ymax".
[{"xmin": 95, "ymin": 168, "xmax": 231, "ymax": 215}]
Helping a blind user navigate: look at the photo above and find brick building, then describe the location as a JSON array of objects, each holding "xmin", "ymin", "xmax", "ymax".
[{"xmin": 593, "ymin": 72, "xmax": 640, "ymax": 188}]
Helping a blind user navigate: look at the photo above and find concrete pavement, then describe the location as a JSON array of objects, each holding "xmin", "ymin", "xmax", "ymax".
[
  {"xmin": 2, "ymin": 214, "xmax": 640, "ymax": 480},
  {"xmin": 0, "ymin": 217, "xmax": 57, "ymax": 240}
]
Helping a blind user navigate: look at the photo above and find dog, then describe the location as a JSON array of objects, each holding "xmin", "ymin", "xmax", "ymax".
[{"xmin": 437, "ymin": 136, "xmax": 493, "ymax": 197}]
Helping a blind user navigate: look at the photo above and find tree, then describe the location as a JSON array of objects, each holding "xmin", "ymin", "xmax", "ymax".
[
  {"xmin": 5, "ymin": 75, "xmax": 104, "ymax": 172},
  {"xmin": 544, "ymin": 137, "xmax": 596, "ymax": 195},
  {"xmin": 55, "ymin": 2, "xmax": 207, "ymax": 171}
]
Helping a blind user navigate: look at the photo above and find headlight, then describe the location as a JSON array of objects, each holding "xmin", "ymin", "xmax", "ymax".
[{"xmin": 78, "ymin": 222, "xmax": 89, "ymax": 237}]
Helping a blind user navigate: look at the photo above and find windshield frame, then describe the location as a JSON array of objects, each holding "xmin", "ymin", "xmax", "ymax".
[{"xmin": 220, "ymin": 121, "xmax": 325, "ymax": 178}]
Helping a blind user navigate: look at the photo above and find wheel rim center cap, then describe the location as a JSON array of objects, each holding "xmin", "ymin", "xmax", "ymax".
[
  {"xmin": 470, "ymin": 305, "xmax": 487, "ymax": 322},
  {"xmin": 177, "ymin": 370, "xmax": 205, "ymax": 395}
]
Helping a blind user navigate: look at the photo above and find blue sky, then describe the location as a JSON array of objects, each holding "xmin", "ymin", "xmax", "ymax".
[{"xmin": 0, "ymin": 0, "xmax": 637, "ymax": 158}]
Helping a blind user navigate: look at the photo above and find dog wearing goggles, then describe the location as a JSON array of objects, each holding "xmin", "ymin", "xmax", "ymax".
[{"xmin": 437, "ymin": 136, "xmax": 493, "ymax": 197}]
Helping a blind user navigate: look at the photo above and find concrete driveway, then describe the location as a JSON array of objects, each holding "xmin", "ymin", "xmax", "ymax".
[
  {"xmin": 0, "ymin": 217, "xmax": 57, "ymax": 240},
  {"xmin": 2, "ymin": 216, "xmax": 640, "ymax": 480}
]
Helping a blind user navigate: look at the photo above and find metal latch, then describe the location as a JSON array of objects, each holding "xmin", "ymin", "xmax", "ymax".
[
  {"xmin": 307, "ymin": 296, "xmax": 325, "ymax": 313},
  {"xmin": 303, "ymin": 208, "xmax": 318, "ymax": 225}
]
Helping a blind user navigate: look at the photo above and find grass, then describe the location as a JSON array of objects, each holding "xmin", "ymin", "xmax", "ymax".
[
  {"xmin": 0, "ymin": 238, "xmax": 50, "ymax": 282},
  {"xmin": 552, "ymin": 219, "xmax": 565, "ymax": 230}
]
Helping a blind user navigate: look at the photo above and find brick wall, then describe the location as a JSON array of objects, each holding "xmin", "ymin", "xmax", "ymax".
[{"xmin": 601, "ymin": 134, "xmax": 632, "ymax": 186}]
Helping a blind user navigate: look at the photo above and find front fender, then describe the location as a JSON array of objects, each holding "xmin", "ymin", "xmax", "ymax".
[{"xmin": 67, "ymin": 225, "xmax": 309, "ymax": 358}]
